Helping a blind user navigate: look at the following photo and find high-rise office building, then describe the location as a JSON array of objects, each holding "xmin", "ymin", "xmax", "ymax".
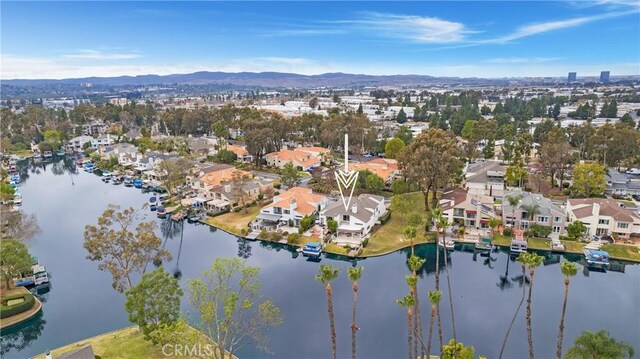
[
  {"xmin": 567, "ymin": 72, "xmax": 577, "ymax": 83},
  {"xmin": 600, "ymin": 71, "xmax": 610, "ymax": 83}
]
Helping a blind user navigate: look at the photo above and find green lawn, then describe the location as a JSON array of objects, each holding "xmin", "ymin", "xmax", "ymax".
[
  {"xmin": 601, "ymin": 244, "xmax": 640, "ymax": 262},
  {"xmin": 363, "ymin": 192, "xmax": 436, "ymax": 257},
  {"xmin": 34, "ymin": 326, "xmax": 235, "ymax": 359},
  {"xmin": 206, "ymin": 206, "xmax": 260, "ymax": 236}
]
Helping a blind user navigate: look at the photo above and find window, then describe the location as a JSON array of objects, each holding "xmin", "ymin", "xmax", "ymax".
[
  {"xmin": 537, "ymin": 216, "xmax": 548, "ymax": 223},
  {"xmin": 617, "ymin": 222, "xmax": 629, "ymax": 229},
  {"xmin": 342, "ymin": 214, "xmax": 350, "ymax": 221},
  {"xmin": 553, "ymin": 226, "xmax": 561, "ymax": 233},
  {"xmin": 283, "ymin": 209, "xmax": 290, "ymax": 214},
  {"xmin": 453, "ymin": 209, "xmax": 464, "ymax": 217},
  {"xmin": 598, "ymin": 219, "xmax": 609, "ymax": 225},
  {"xmin": 521, "ymin": 221, "xmax": 529, "ymax": 229},
  {"xmin": 554, "ymin": 216, "xmax": 561, "ymax": 223}
]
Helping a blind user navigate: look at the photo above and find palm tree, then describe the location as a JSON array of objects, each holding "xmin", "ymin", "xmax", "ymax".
[
  {"xmin": 404, "ymin": 225, "xmax": 417, "ymax": 255},
  {"xmin": 430, "ymin": 208, "xmax": 445, "ymax": 354},
  {"xmin": 506, "ymin": 194, "xmax": 523, "ymax": 230},
  {"xmin": 437, "ymin": 216, "xmax": 457, "ymax": 344},
  {"xmin": 316, "ymin": 264, "xmax": 340, "ymax": 359},
  {"xmin": 488, "ymin": 217, "xmax": 503, "ymax": 236},
  {"xmin": 556, "ymin": 261, "xmax": 578, "ymax": 359},
  {"xmin": 397, "ymin": 294, "xmax": 417, "ymax": 359},
  {"xmin": 408, "ymin": 255, "xmax": 426, "ymax": 359},
  {"xmin": 426, "ymin": 290, "xmax": 442, "ymax": 358},
  {"xmin": 499, "ymin": 254, "xmax": 528, "ymax": 359},
  {"xmin": 520, "ymin": 203, "xmax": 541, "ymax": 229},
  {"xmin": 566, "ymin": 330, "xmax": 635, "ymax": 359},
  {"xmin": 521, "ymin": 252, "xmax": 544, "ymax": 359},
  {"xmin": 404, "ymin": 275, "xmax": 419, "ymax": 359},
  {"xmin": 347, "ymin": 267, "xmax": 363, "ymax": 359}
]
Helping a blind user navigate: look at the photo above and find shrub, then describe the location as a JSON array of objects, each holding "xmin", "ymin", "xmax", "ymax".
[
  {"xmin": 287, "ymin": 233, "xmax": 301, "ymax": 244},
  {"xmin": 379, "ymin": 211, "xmax": 391, "ymax": 225},
  {"xmin": 1, "ymin": 293, "xmax": 35, "ymax": 319},
  {"xmin": 273, "ymin": 181, "xmax": 281, "ymax": 189},
  {"xmin": 503, "ymin": 227, "xmax": 512, "ymax": 237},
  {"xmin": 258, "ymin": 230, "xmax": 269, "ymax": 240},
  {"xmin": 257, "ymin": 193, "xmax": 264, "ymax": 200},
  {"xmin": 327, "ymin": 219, "xmax": 338, "ymax": 233},
  {"xmin": 240, "ymin": 228, "xmax": 249, "ymax": 236},
  {"xmin": 526, "ymin": 223, "xmax": 552, "ymax": 238},
  {"xmin": 362, "ymin": 237, "xmax": 370, "ymax": 247}
]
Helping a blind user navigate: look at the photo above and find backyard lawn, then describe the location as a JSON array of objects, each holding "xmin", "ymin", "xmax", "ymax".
[
  {"xmin": 33, "ymin": 326, "xmax": 234, "ymax": 359},
  {"xmin": 206, "ymin": 206, "xmax": 260, "ymax": 236},
  {"xmin": 363, "ymin": 192, "xmax": 436, "ymax": 257}
]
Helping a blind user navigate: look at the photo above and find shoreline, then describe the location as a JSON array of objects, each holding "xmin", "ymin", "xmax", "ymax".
[
  {"xmin": 200, "ymin": 219, "xmax": 640, "ymax": 263},
  {"xmin": 0, "ymin": 287, "xmax": 43, "ymax": 330}
]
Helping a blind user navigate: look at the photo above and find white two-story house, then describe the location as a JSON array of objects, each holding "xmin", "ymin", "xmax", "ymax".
[
  {"xmin": 254, "ymin": 187, "xmax": 328, "ymax": 229},
  {"xmin": 320, "ymin": 194, "xmax": 387, "ymax": 247},
  {"xmin": 566, "ymin": 198, "xmax": 640, "ymax": 240}
]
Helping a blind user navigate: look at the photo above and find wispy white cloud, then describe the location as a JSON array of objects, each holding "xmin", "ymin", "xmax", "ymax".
[
  {"xmin": 486, "ymin": 57, "xmax": 563, "ymax": 64},
  {"xmin": 480, "ymin": 10, "xmax": 638, "ymax": 43},
  {"xmin": 343, "ymin": 12, "xmax": 474, "ymax": 43},
  {"xmin": 261, "ymin": 28, "xmax": 346, "ymax": 37},
  {"xmin": 62, "ymin": 50, "xmax": 141, "ymax": 60}
]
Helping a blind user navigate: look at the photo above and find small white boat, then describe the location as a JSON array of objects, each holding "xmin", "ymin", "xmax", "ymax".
[
  {"xmin": 13, "ymin": 193, "xmax": 22, "ymax": 205},
  {"xmin": 550, "ymin": 239, "xmax": 565, "ymax": 252},
  {"xmin": 510, "ymin": 239, "xmax": 528, "ymax": 253},
  {"xmin": 438, "ymin": 237, "xmax": 455, "ymax": 251},
  {"xmin": 33, "ymin": 264, "xmax": 49, "ymax": 285}
]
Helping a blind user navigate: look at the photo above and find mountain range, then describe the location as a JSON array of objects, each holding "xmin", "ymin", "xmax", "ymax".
[{"xmin": 2, "ymin": 71, "xmax": 509, "ymax": 88}]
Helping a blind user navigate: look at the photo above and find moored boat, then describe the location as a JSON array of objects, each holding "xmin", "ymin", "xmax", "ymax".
[
  {"xmin": 550, "ymin": 239, "xmax": 566, "ymax": 252},
  {"xmin": 584, "ymin": 248, "xmax": 610, "ymax": 269},
  {"xmin": 302, "ymin": 242, "xmax": 323, "ymax": 257},
  {"xmin": 510, "ymin": 239, "xmax": 528, "ymax": 254},
  {"xmin": 438, "ymin": 237, "xmax": 455, "ymax": 251},
  {"xmin": 156, "ymin": 206, "xmax": 167, "ymax": 218},
  {"xmin": 475, "ymin": 237, "xmax": 493, "ymax": 252}
]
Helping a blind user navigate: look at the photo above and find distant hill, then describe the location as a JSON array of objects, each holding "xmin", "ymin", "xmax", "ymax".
[{"xmin": 2, "ymin": 71, "xmax": 496, "ymax": 88}]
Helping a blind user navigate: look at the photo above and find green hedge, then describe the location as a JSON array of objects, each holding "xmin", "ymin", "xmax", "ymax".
[
  {"xmin": 379, "ymin": 211, "xmax": 391, "ymax": 225},
  {"xmin": 1, "ymin": 292, "xmax": 35, "ymax": 319}
]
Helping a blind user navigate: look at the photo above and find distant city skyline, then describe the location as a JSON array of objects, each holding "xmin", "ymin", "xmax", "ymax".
[{"xmin": 1, "ymin": 1, "xmax": 639, "ymax": 79}]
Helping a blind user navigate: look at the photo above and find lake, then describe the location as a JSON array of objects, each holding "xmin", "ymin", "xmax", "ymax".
[{"xmin": 2, "ymin": 158, "xmax": 639, "ymax": 359}]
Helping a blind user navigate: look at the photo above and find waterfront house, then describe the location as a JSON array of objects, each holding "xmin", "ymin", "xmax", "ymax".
[
  {"xmin": 65, "ymin": 135, "xmax": 93, "ymax": 152},
  {"xmin": 90, "ymin": 135, "xmax": 114, "ymax": 150},
  {"xmin": 254, "ymin": 187, "xmax": 329, "ymax": 229},
  {"xmin": 320, "ymin": 193, "xmax": 387, "ymax": 247},
  {"xmin": 502, "ymin": 189, "xmax": 566, "ymax": 236},
  {"xmin": 439, "ymin": 188, "xmax": 496, "ymax": 232},
  {"xmin": 189, "ymin": 164, "xmax": 268, "ymax": 212},
  {"xmin": 350, "ymin": 158, "xmax": 400, "ymax": 185},
  {"xmin": 566, "ymin": 198, "xmax": 640, "ymax": 240},
  {"xmin": 465, "ymin": 160, "xmax": 507, "ymax": 200},
  {"xmin": 265, "ymin": 149, "xmax": 321, "ymax": 171}
]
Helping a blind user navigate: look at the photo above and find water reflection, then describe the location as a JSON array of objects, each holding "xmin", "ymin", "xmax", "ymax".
[
  {"xmin": 237, "ymin": 238, "xmax": 252, "ymax": 259},
  {"xmin": 0, "ymin": 311, "xmax": 46, "ymax": 356}
]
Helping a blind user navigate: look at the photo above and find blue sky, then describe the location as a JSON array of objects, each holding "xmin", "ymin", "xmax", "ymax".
[{"xmin": 2, "ymin": 1, "xmax": 639, "ymax": 79}]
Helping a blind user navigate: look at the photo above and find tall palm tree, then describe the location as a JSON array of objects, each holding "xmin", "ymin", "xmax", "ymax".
[
  {"xmin": 347, "ymin": 267, "xmax": 363, "ymax": 359},
  {"xmin": 408, "ymin": 255, "xmax": 426, "ymax": 359},
  {"xmin": 522, "ymin": 252, "xmax": 544, "ymax": 359},
  {"xmin": 438, "ymin": 216, "xmax": 457, "ymax": 344},
  {"xmin": 506, "ymin": 194, "xmax": 523, "ymax": 230},
  {"xmin": 404, "ymin": 225, "xmax": 417, "ymax": 255},
  {"xmin": 430, "ymin": 208, "xmax": 445, "ymax": 354},
  {"xmin": 499, "ymin": 254, "xmax": 528, "ymax": 359},
  {"xmin": 556, "ymin": 261, "xmax": 578, "ymax": 359},
  {"xmin": 316, "ymin": 264, "xmax": 340, "ymax": 359},
  {"xmin": 404, "ymin": 275, "xmax": 419, "ymax": 359},
  {"xmin": 426, "ymin": 290, "xmax": 442, "ymax": 358},
  {"xmin": 566, "ymin": 330, "xmax": 635, "ymax": 359},
  {"xmin": 520, "ymin": 203, "xmax": 541, "ymax": 228},
  {"xmin": 397, "ymin": 294, "xmax": 417, "ymax": 359}
]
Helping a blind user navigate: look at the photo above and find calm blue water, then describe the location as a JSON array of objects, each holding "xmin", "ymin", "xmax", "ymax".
[{"xmin": 1, "ymin": 158, "xmax": 639, "ymax": 359}]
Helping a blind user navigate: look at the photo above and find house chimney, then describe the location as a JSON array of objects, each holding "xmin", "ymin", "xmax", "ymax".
[
  {"xmin": 290, "ymin": 199, "xmax": 297, "ymax": 210},
  {"xmin": 592, "ymin": 202, "xmax": 600, "ymax": 217},
  {"xmin": 351, "ymin": 203, "xmax": 358, "ymax": 214}
]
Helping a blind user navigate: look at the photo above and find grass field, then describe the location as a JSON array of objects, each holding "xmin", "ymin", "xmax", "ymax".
[
  {"xmin": 206, "ymin": 206, "xmax": 260, "ymax": 236},
  {"xmin": 363, "ymin": 192, "xmax": 436, "ymax": 256}
]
